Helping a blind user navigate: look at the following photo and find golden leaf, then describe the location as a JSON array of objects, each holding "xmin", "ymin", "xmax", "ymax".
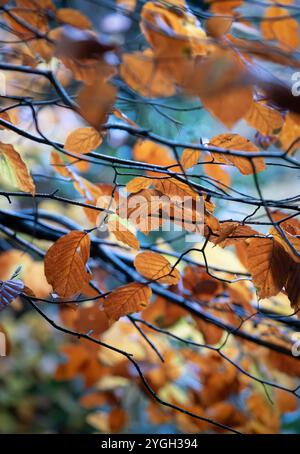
[
  {"xmin": 0, "ymin": 142, "xmax": 35, "ymax": 195},
  {"xmin": 78, "ymin": 77, "xmax": 117, "ymax": 129},
  {"xmin": 104, "ymin": 283, "xmax": 151, "ymax": 321},
  {"xmin": 209, "ymin": 133, "xmax": 266, "ymax": 175},
  {"xmin": 261, "ymin": 6, "xmax": 300, "ymax": 51},
  {"xmin": 134, "ymin": 251, "xmax": 180, "ymax": 284},
  {"xmin": 126, "ymin": 177, "xmax": 151, "ymax": 194},
  {"xmin": 181, "ymin": 149, "xmax": 201, "ymax": 170},
  {"xmin": 44, "ymin": 231, "xmax": 91, "ymax": 297},
  {"xmin": 108, "ymin": 218, "xmax": 140, "ymax": 250},
  {"xmin": 120, "ymin": 50, "xmax": 176, "ymax": 98},
  {"xmin": 245, "ymin": 102, "xmax": 283, "ymax": 136},
  {"xmin": 56, "ymin": 8, "xmax": 92, "ymax": 29},
  {"xmin": 246, "ymin": 237, "xmax": 289, "ymax": 299},
  {"xmin": 64, "ymin": 127, "xmax": 102, "ymax": 154}
]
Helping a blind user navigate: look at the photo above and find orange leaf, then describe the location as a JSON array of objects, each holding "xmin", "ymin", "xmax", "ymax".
[
  {"xmin": 126, "ymin": 177, "xmax": 151, "ymax": 194},
  {"xmin": 181, "ymin": 148, "xmax": 201, "ymax": 170},
  {"xmin": 0, "ymin": 142, "xmax": 35, "ymax": 195},
  {"xmin": 104, "ymin": 283, "xmax": 151, "ymax": 321},
  {"xmin": 245, "ymin": 102, "xmax": 283, "ymax": 136},
  {"xmin": 44, "ymin": 231, "xmax": 91, "ymax": 297},
  {"xmin": 108, "ymin": 218, "xmax": 140, "ymax": 250},
  {"xmin": 209, "ymin": 133, "xmax": 266, "ymax": 175},
  {"xmin": 134, "ymin": 251, "xmax": 180, "ymax": 284},
  {"xmin": 261, "ymin": 6, "xmax": 300, "ymax": 51},
  {"xmin": 246, "ymin": 237, "xmax": 289, "ymax": 299},
  {"xmin": 57, "ymin": 8, "xmax": 92, "ymax": 29},
  {"xmin": 78, "ymin": 77, "xmax": 116, "ymax": 129},
  {"xmin": 64, "ymin": 127, "xmax": 102, "ymax": 154}
]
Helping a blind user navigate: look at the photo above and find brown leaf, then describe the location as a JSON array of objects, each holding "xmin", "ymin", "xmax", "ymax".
[
  {"xmin": 44, "ymin": 231, "xmax": 91, "ymax": 297},
  {"xmin": 108, "ymin": 218, "xmax": 140, "ymax": 250},
  {"xmin": 104, "ymin": 283, "xmax": 151, "ymax": 321},
  {"xmin": 134, "ymin": 251, "xmax": 180, "ymax": 284},
  {"xmin": 246, "ymin": 237, "xmax": 289, "ymax": 299},
  {"xmin": 78, "ymin": 77, "xmax": 117, "ymax": 129},
  {"xmin": 209, "ymin": 134, "xmax": 266, "ymax": 175}
]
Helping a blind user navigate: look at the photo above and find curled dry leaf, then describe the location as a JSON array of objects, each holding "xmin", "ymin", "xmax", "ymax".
[
  {"xmin": 44, "ymin": 231, "xmax": 91, "ymax": 297},
  {"xmin": 103, "ymin": 282, "xmax": 151, "ymax": 322},
  {"xmin": 134, "ymin": 251, "xmax": 180, "ymax": 284}
]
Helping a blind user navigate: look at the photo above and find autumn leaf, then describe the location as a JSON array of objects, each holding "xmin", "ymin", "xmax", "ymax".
[
  {"xmin": 126, "ymin": 176, "xmax": 151, "ymax": 194},
  {"xmin": 279, "ymin": 112, "xmax": 300, "ymax": 154},
  {"xmin": 246, "ymin": 237, "xmax": 289, "ymax": 299},
  {"xmin": 134, "ymin": 251, "xmax": 180, "ymax": 284},
  {"xmin": 261, "ymin": 6, "xmax": 300, "ymax": 51},
  {"xmin": 154, "ymin": 178, "xmax": 198, "ymax": 199},
  {"xmin": 245, "ymin": 102, "xmax": 283, "ymax": 136},
  {"xmin": 103, "ymin": 283, "xmax": 151, "ymax": 321},
  {"xmin": 210, "ymin": 222, "xmax": 258, "ymax": 248},
  {"xmin": 203, "ymin": 154, "xmax": 231, "ymax": 188},
  {"xmin": 209, "ymin": 134, "xmax": 266, "ymax": 175},
  {"xmin": 120, "ymin": 49, "xmax": 176, "ymax": 98},
  {"xmin": 0, "ymin": 142, "xmax": 35, "ymax": 195},
  {"xmin": 78, "ymin": 77, "xmax": 117, "ymax": 129},
  {"xmin": 44, "ymin": 231, "xmax": 91, "ymax": 297},
  {"xmin": 180, "ymin": 149, "xmax": 201, "ymax": 170},
  {"xmin": 107, "ymin": 217, "xmax": 140, "ymax": 250},
  {"xmin": 64, "ymin": 127, "xmax": 102, "ymax": 154},
  {"xmin": 56, "ymin": 8, "xmax": 92, "ymax": 29}
]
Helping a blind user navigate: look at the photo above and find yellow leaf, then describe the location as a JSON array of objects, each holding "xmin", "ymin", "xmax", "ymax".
[
  {"xmin": 0, "ymin": 142, "xmax": 35, "ymax": 195},
  {"xmin": 141, "ymin": 2, "xmax": 208, "ymax": 60},
  {"xmin": 203, "ymin": 154, "xmax": 231, "ymax": 188},
  {"xmin": 104, "ymin": 283, "xmax": 151, "ymax": 321},
  {"xmin": 134, "ymin": 251, "xmax": 180, "ymax": 284},
  {"xmin": 64, "ymin": 127, "xmax": 102, "ymax": 154},
  {"xmin": 270, "ymin": 227, "xmax": 300, "ymax": 264},
  {"xmin": 44, "ymin": 231, "xmax": 91, "ymax": 297}
]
